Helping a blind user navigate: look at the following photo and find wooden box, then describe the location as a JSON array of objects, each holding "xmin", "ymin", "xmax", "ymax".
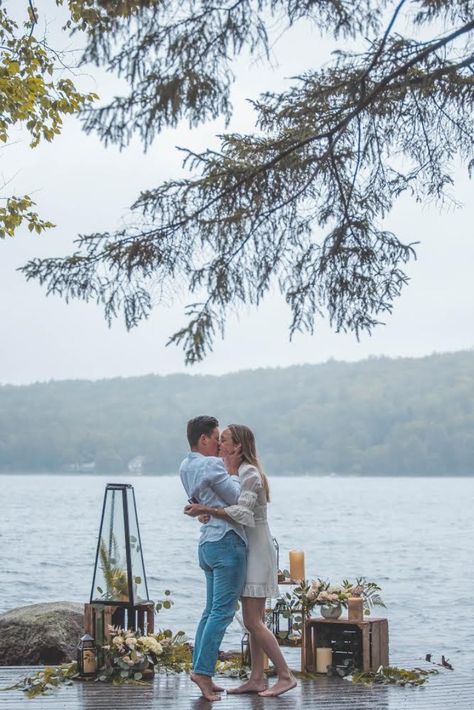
[
  {"xmin": 304, "ymin": 617, "xmax": 389, "ymax": 673},
  {"xmin": 84, "ymin": 602, "xmax": 155, "ymax": 646}
]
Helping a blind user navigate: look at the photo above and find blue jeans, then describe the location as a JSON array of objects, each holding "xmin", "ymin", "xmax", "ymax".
[{"xmin": 193, "ymin": 531, "xmax": 247, "ymax": 676}]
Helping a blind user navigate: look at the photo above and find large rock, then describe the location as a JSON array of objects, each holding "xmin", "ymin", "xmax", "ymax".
[{"xmin": 0, "ymin": 602, "xmax": 84, "ymax": 665}]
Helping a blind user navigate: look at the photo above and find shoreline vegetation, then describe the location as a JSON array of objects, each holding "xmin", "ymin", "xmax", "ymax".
[{"xmin": 0, "ymin": 350, "xmax": 472, "ymax": 477}]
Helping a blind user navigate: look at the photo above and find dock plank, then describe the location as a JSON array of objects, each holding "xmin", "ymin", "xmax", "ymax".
[{"xmin": 1, "ymin": 661, "xmax": 472, "ymax": 709}]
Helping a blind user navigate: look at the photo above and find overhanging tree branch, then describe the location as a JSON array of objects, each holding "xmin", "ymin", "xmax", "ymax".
[{"xmin": 19, "ymin": 1, "xmax": 474, "ymax": 362}]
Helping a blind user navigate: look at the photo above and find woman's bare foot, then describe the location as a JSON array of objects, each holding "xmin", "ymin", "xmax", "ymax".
[
  {"xmin": 258, "ymin": 675, "xmax": 297, "ymax": 697},
  {"xmin": 212, "ymin": 682, "xmax": 225, "ymax": 692},
  {"xmin": 227, "ymin": 679, "xmax": 266, "ymax": 694},
  {"xmin": 190, "ymin": 673, "xmax": 222, "ymax": 701}
]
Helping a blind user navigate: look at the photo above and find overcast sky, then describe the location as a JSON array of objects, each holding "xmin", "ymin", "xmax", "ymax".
[{"xmin": 1, "ymin": 3, "xmax": 473, "ymax": 385}]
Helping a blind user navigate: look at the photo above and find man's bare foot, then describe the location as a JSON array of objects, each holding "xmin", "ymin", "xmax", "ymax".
[
  {"xmin": 190, "ymin": 673, "xmax": 222, "ymax": 701},
  {"xmin": 212, "ymin": 682, "xmax": 225, "ymax": 692},
  {"xmin": 227, "ymin": 679, "xmax": 266, "ymax": 694},
  {"xmin": 258, "ymin": 675, "xmax": 297, "ymax": 697}
]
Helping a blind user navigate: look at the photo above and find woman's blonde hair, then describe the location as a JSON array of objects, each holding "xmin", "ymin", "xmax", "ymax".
[{"xmin": 227, "ymin": 424, "xmax": 270, "ymax": 502}]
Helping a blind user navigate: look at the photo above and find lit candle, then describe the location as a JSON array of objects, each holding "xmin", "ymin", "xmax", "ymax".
[
  {"xmin": 289, "ymin": 550, "xmax": 305, "ymax": 581},
  {"xmin": 348, "ymin": 596, "xmax": 364, "ymax": 622},
  {"xmin": 316, "ymin": 647, "xmax": 332, "ymax": 673}
]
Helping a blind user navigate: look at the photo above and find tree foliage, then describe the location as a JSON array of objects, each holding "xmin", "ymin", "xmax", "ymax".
[
  {"xmin": 0, "ymin": 351, "xmax": 473, "ymax": 476},
  {"xmin": 0, "ymin": 1, "xmax": 97, "ymax": 238},
  {"xmin": 20, "ymin": 1, "xmax": 474, "ymax": 361}
]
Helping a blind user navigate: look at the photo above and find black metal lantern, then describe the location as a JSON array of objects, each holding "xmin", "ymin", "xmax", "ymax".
[
  {"xmin": 272, "ymin": 537, "xmax": 280, "ymax": 572},
  {"xmin": 271, "ymin": 600, "xmax": 292, "ymax": 639},
  {"xmin": 77, "ymin": 634, "xmax": 97, "ymax": 677},
  {"xmin": 240, "ymin": 632, "xmax": 251, "ymax": 667},
  {"xmin": 270, "ymin": 599, "xmax": 304, "ymax": 646},
  {"xmin": 90, "ymin": 483, "xmax": 150, "ymax": 607}
]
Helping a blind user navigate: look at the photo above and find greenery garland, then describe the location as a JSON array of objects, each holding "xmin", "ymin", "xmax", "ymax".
[{"xmin": 351, "ymin": 665, "xmax": 440, "ymax": 687}]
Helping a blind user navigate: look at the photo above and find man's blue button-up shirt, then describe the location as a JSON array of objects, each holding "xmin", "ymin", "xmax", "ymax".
[{"xmin": 180, "ymin": 452, "xmax": 247, "ymax": 546}]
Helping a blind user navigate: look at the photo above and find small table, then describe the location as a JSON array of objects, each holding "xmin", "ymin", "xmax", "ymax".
[{"xmin": 304, "ymin": 617, "xmax": 389, "ymax": 673}]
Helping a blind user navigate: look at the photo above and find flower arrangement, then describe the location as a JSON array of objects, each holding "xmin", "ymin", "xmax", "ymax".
[
  {"xmin": 275, "ymin": 577, "xmax": 385, "ymax": 633},
  {"xmin": 294, "ymin": 577, "xmax": 384, "ymax": 614},
  {"xmin": 100, "ymin": 626, "xmax": 192, "ymax": 681},
  {"xmin": 305, "ymin": 579, "xmax": 349, "ymax": 607}
]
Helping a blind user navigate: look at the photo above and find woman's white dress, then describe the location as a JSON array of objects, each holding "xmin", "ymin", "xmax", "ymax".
[{"xmin": 225, "ymin": 463, "xmax": 279, "ymax": 598}]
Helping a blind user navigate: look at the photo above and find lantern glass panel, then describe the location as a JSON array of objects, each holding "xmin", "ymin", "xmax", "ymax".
[
  {"xmin": 91, "ymin": 488, "xmax": 129, "ymax": 602},
  {"xmin": 126, "ymin": 486, "xmax": 147, "ymax": 603},
  {"xmin": 90, "ymin": 484, "xmax": 150, "ymax": 605}
]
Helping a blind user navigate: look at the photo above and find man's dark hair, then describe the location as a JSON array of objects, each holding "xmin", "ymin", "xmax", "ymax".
[{"xmin": 187, "ymin": 415, "xmax": 219, "ymax": 448}]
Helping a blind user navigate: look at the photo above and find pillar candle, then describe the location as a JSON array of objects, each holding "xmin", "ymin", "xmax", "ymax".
[
  {"xmin": 348, "ymin": 596, "xmax": 364, "ymax": 622},
  {"xmin": 289, "ymin": 550, "xmax": 305, "ymax": 581},
  {"xmin": 316, "ymin": 647, "xmax": 332, "ymax": 673}
]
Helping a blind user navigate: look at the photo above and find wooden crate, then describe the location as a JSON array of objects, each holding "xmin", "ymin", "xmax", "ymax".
[
  {"xmin": 304, "ymin": 617, "xmax": 389, "ymax": 673},
  {"xmin": 84, "ymin": 602, "xmax": 155, "ymax": 646}
]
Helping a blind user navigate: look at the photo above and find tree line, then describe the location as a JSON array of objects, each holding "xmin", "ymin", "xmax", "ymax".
[{"xmin": 0, "ymin": 351, "xmax": 472, "ymax": 476}]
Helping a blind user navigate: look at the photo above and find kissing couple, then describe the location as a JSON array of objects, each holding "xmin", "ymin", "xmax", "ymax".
[{"xmin": 180, "ymin": 415, "xmax": 297, "ymax": 701}]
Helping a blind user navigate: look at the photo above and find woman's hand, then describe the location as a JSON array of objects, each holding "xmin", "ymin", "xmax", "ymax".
[
  {"xmin": 184, "ymin": 503, "xmax": 207, "ymax": 517},
  {"xmin": 198, "ymin": 514, "xmax": 210, "ymax": 524},
  {"xmin": 224, "ymin": 443, "xmax": 243, "ymax": 475}
]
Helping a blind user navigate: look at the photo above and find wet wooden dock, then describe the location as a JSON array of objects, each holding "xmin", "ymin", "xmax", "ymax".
[{"xmin": 1, "ymin": 661, "xmax": 472, "ymax": 709}]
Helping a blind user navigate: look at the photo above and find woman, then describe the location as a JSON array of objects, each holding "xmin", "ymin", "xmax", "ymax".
[{"xmin": 185, "ymin": 424, "xmax": 297, "ymax": 697}]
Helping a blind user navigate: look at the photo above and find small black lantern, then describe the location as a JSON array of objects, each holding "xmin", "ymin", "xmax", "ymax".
[
  {"xmin": 90, "ymin": 483, "xmax": 150, "ymax": 607},
  {"xmin": 270, "ymin": 599, "xmax": 304, "ymax": 646},
  {"xmin": 77, "ymin": 634, "xmax": 97, "ymax": 677},
  {"xmin": 272, "ymin": 537, "xmax": 280, "ymax": 573},
  {"xmin": 271, "ymin": 599, "xmax": 293, "ymax": 640},
  {"xmin": 240, "ymin": 632, "xmax": 251, "ymax": 667}
]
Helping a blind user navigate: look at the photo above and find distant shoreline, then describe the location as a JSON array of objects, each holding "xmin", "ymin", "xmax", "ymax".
[{"xmin": 1, "ymin": 471, "xmax": 473, "ymax": 478}]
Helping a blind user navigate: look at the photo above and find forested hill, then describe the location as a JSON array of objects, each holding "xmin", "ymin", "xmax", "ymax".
[{"xmin": 0, "ymin": 351, "xmax": 472, "ymax": 476}]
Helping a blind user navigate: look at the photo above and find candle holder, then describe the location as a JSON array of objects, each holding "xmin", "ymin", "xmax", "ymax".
[
  {"xmin": 289, "ymin": 550, "xmax": 305, "ymax": 582},
  {"xmin": 348, "ymin": 596, "xmax": 364, "ymax": 622},
  {"xmin": 77, "ymin": 634, "xmax": 97, "ymax": 678}
]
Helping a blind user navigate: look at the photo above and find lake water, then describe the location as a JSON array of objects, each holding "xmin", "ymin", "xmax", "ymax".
[{"xmin": 1, "ymin": 475, "xmax": 473, "ymax": 673}]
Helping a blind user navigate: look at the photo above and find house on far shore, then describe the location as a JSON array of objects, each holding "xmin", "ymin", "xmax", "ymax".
[
  {"xmin": 64, "ymin": 461, "xmax": 96, "ymax": 473},
  {"xmin": 128, "ymin": 456, "xmax": 145, "ymax": 475}
]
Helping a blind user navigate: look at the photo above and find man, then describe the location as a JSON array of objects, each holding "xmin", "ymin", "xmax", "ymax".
[{"xmin": 180, "ymin": 415, "xmax": 247, "ymax": 702}]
